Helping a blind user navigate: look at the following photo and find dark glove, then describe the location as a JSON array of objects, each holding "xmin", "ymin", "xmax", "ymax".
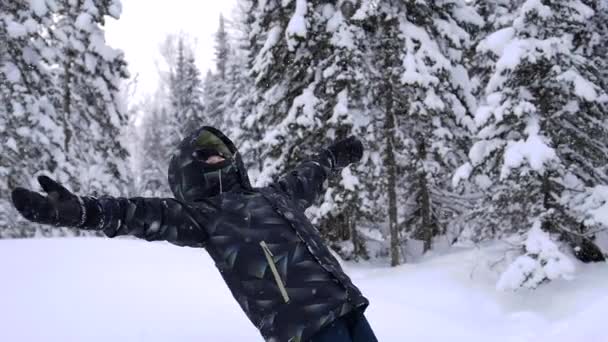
[
  {"xmin": 11, "ymin": 176, "xmax": 101, "ymax": 228},
  {"xmin": 324, "ymin": 136, "xmax": 364, "ymax": 169}
]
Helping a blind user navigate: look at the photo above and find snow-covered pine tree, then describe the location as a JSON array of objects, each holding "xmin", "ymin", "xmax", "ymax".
[
  {"xmin": 1, "ymin": 0, "xmax": 130, "ymax": 237},
  {"xmin": 243, "ymin": 0, "xmax": 376, "ymax": 260},
  {"xmin": 135, "ymin": 34, "xmax": 205, "ymax": 196},
  {"xmin": 0, "ymin": 1, "xmax": 67, "ymax": 237},
  {"xmin": 457, "ymin": 0, "xmax": 525, "ymax": 243},
  {"xmin": 470, "ymin": 0, "xmax": 521, "ymax": 100},
  {"xmin": 203, "ymin": 70, "xmax": 227, "ymax": 130},
  {"xmin": 221, "ymin": 2, "xmax": 258, "ymax": 169},
  {"xmin": 51, "ymin": 0, "xmax": 130, "ymax": 197},
  {"xmin": 168, "ymin": 37, "xmax": 205, "ymax": 135},
  {"xmin": 183, "ymin": 54, "xmax": 205, "ymax": 130},
  {"xmin": 202, "ymin": 15, "xmax": 232, "ymax": 131},
  {"xmin": 245, "ymin": 0, "xmax": 310, "ymax": 186},
  {"xmin": 463, "ymin": 0, "xmax": 608, "ymax": 266},
  {"xmin": 226, "ymin": 0, "xmax": 264, "ymax": 176},
  {"xmin": 137, "ymin": 99, "xmax": 174, "ymax": 197},
  {"xmin": 310, "ymin": 3, "xmax": 376, "ymax": 260},
  {"xmin": 365, "ymin": 2, "xmax": 404, "ymax": 265},
  {"xmin": 215, "ymin": 14, "xmax": 230, "ymax": 81},
  {"xmin": 591, "ymin": 1, "xmax": 607, "ymax": 90},
  {"xmin": 368, "ymin": 0, "xmax": 481, "ymax": 262}
]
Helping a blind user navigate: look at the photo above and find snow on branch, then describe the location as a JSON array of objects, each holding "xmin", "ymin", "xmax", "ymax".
[{"xmin": 285, "ymin": 0, "xmax": 308, "ymax": 51}]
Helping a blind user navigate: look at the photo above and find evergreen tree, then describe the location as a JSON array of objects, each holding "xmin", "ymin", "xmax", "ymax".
[
  {"xmin": 1, "ymin": 1, "xmax": 64, "ymax": 237},
  {"xmin": 464, "ymin": 0, "xmax": 608, "ymax": 264},
  {"xmin": 243, "ymin": 0, "xmax": 379, "ymax": 260},
  {"xmin": 137, "ymin": 34, "xmax": 205, "ymax": 196},
  {"xmin": 311, "ymin": 3, "xmax": 375, "ymax": 260},
  {"xmin": 470, "ymin": 0, "xmax": 521, "ymax": 99},
  {"xmin": 1, "ymin": 0, "xmax": 130, "ymax": 237},
  {"xmin": 215, "ymin": 14, "xmax": 230, "ymax": 81},
  {"xmin": 591, "ymin": 1, "xmax": 607, "ymax": 90},
  {"xmin": 367, "ymin": 2, "xmax": 403, "ymax": 265},
  {"xmin": 168, "ymin": 37, "xmax": 205, "ymax": 135},
  {"xmin": 202, "ymin": 15, "xmax": 234, "ymax": 132},
  {"xmin": 245, "ymin": 0, "xmax": 303, "ymax": 187},
  {"xmin": 52, "ymin": 0, "xmax": 130, "ymax": 195},
  {"xmin": 369, "ymin": 0, "xmax": 481, "ymax": 262},
  {"xmin": 203, "ymin": 70, "xmax": 227, "ymax": 129},
  {"xmin": 227, "ymin": 0, "xmax": 263, "ymax": 176},
  {"xmin": 223, "ymin": 46, "xmax": 250, "ymax": 136},
  {"xmin": 222, "ymin": 5, "xmax": 252, "ymax": 133},
  {"xmin": 137, "ymin": 98, "xmax": 174, "ymax": 197}
]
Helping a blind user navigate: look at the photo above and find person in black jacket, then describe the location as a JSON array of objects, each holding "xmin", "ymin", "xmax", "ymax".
[{"xmin": 11, "ymin": 126, "xmax": 378, "ymax": 342}]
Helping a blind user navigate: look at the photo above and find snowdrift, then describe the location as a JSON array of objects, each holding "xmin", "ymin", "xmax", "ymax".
[{"xmin": 1, "ymin": 238, "xmax": 606, "ymax": 341}]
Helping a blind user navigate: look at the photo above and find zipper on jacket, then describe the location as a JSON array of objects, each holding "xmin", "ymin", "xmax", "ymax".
[
  {"xmin": 260, "ymin": 241, "xmax": 290, "ymax": 304},
  {"xmin": 219, "ymin": 169, "xmax": 223, "ymax": 194}
]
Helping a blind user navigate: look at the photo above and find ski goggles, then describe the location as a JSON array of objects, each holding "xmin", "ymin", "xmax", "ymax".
[{"xmin": 193, "ymin": 129, "xmax": 234, "ymax": 160}]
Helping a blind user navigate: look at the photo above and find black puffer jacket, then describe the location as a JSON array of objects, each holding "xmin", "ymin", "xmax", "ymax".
[{"xmin": 94, "ymin": 127, "xmax": 369, "ymax": 342}]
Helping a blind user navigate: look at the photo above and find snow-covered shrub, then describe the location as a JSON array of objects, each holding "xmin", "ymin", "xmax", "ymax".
[{"xmin": 497, "ymin": 221, "xmax": 575, "ymax": 291}]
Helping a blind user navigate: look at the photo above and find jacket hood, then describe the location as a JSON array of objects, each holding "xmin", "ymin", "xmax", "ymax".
[{"xmin": 168, "ymin": 126, "xmax": 252, "ymax": 202}]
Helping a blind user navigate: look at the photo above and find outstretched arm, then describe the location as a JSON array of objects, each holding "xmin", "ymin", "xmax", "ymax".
[
  {"xmin": 276, "ymin": 136, "xmax": 364, "ymax": 209},
  {"xmin": 11, "ymin": 176, "xmax": 209, "ymax": 248}
]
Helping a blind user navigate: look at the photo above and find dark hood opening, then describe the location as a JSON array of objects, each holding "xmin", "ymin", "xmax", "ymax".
[{"xmin": 168, "ymin": 126, "xmax": 252, "ymax": 202}]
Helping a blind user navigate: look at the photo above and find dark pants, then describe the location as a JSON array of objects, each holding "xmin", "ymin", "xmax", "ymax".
[{"xmin": 308, "ymin": 310, "xmax": 378, "ymax": 342}]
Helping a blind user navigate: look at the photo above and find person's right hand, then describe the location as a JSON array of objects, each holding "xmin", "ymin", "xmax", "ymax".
[{"xmin": 11, "ymin": 176, "xmax": 85, "ymax": 227}]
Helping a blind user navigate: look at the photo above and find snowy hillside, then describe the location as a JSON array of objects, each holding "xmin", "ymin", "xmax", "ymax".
[{"xmin": 1, "ymin": 238, "xmax": 607, "ymax": 341}]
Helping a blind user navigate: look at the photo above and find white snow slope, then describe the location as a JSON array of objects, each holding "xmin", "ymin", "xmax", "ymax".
[{"xmin": 1, "ymin": 238, "xmax": 607, "ymax": 341}]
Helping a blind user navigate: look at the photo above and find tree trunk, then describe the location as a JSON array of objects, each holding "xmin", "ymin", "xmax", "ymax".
[
  {"xmin": 412, "ymin": 138, "xmax": 434, "ymax": 252},
  {"xmin": 350, "ymin": 215, "xmax": 359, "ymax": 261},
  {"xmin": 350, "ymin": 210, "xmax": 369, "ymax": 261},
  {"xmin": 62, "ymin": 59, "xmax": 72, "ymax": 153},
  {"xmin": 418, "ymin": 171, "xmax": 433, "ymax": 252},
  {"xmin": 384, "ymin": 82, "xmax": 400, "ymax": 267}
]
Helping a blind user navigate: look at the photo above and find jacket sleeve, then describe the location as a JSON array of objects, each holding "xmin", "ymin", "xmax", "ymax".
[
  {"xmin": 84, "ymin": 196, "xmax": 210, "ymax": 248},
  {"xmin": 274, "ymin": 151, "xmax": 334, "ymax": 210}
]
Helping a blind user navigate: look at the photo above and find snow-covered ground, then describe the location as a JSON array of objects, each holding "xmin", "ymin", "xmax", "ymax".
[{"xmin": 1, "ymin": 238, "xmax": 607, "ymax": 341}]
